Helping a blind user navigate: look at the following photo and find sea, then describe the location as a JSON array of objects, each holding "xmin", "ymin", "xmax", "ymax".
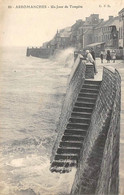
[{"xmin": 0, "ymin": 47, "xmax": 76, "ymax": 195}]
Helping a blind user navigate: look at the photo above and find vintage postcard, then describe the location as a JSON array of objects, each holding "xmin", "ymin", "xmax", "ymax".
[{"xmin": 0, "ymin": 0, "xmax": 124, "ymax": 195}]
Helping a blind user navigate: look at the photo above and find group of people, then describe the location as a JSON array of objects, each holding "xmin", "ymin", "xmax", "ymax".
[
  {"xmin": 85, "ymin": 48, "xmax": 117, "ymax": 75},
  {"xmin": 100, "ymin": 50, "xmax": 116, "ymax": 63}
]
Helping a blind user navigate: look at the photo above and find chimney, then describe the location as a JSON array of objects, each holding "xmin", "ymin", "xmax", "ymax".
[{"xmin": 109, "ymin": 16, "xmax": 114, "ymax": 20}]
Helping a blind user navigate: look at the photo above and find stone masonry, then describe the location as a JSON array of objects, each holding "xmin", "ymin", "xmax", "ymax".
[{"xmin": 71, "ymin": 67, "xmax": 121, "ymax": 195}]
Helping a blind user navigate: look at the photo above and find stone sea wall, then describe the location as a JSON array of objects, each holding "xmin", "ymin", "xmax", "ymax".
[
  {"xmin": 51, "ymin": 56, "xmax": 86, "ymax": 163},
  {"xmin": 71, "ymin": 67, "xmax": 121, "ymax": 195},
  {"xmin": 95, "ymin": 70, "xmax": 121, "ymax": 195},
  {"xmin": 26, "ymin": 47, "xmax": 52, "ymax": 58}
]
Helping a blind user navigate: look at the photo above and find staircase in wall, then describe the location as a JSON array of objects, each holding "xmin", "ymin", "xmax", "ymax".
[{"xmin": 50, "ymin": 80, "xmax": 101, "ymax": 173}]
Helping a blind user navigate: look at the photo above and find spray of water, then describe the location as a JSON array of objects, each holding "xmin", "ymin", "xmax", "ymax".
[{"xmin": 50, "ymin": 47, "xmax": 75, "ymax": 68}]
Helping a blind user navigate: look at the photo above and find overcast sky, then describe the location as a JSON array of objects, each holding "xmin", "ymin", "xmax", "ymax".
[{"xmin": 0, "ymin": 0, "xmax": 123, "ymax": 47}]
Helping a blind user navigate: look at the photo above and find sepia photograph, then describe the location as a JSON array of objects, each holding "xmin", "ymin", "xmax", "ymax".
[{"xmin": 0, "ymin": 0, "xmax": 124, "ymax": 194}]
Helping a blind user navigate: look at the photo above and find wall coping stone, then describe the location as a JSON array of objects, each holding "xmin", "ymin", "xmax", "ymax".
[{"xmin": 104, "ymin": 66, "xmax": 116, "ymax": 73}]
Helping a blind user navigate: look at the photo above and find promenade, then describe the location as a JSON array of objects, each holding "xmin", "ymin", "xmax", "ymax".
[{"xmin": 95, "ymin": 58, "xmax": 124, "ymax": 195}]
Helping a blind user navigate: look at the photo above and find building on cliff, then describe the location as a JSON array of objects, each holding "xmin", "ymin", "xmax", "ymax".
[
  {"xmin": 118, "ymin": 8, "xmax": 124, "ymax": 48},
  {"xmin": 26, "ymin": 8, "xmax": 124, "ymax": 59},
  {"xmin": 44, "ymin": 11, "xmax": 122, "ymax": 52},
  {"xmin": 70, "ymin": 19, "xmax": 84, "ymax": 48},
  {"xmin": 93, "ymin": 16, "xmax": 119, "ymax": 49},
  {"xmin": 81, "ymin": 14, "xmax": 101, "ymax": 48},
  {"xmin": 46, "ymin": 27, "xmax": 72, "ymax": 51}
]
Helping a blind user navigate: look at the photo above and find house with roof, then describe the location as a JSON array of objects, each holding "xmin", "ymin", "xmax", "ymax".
[
  {"xmin": 92, "ymin": 16, "xmax": 119, "ymax": 50},
  {"xmin": 75, "ymin": 14, "xmax": 101, "ymax": 49},
  {"xmin": 58, "ymin": 27, "xmax": 72, "ymax": 48},
  {"xmin": 70, "ymin": 20, "xmax": 84, "ymax": 48},
  {"xmin": 118, "ymin": 8, "xmax": 124, "ymax": 48},
  {"xmin": 83, "ymin": 14, "xmax": 101, "ymax": 47},
  {"xmin": 44, "ymin": 27, "xmax": 72, "ymax": 52},
  {"xmin": 70, "ymin": 15, "xmax": 101, "ymax": 49}
]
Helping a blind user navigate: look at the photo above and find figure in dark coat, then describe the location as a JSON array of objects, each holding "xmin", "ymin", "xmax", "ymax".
[
  {"xmin": 90, "ymin": 48, "xmax": 95, "ymax": 60},
  {"xmin": 100, "ymin": 51, "xmax": 104, "ymax": 63},
  {"xmin": 106, "ymin": 50, "xmax": 111, "ymax": 63}
]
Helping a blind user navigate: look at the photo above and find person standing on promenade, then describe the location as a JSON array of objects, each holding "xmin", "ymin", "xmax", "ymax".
[
  {"xmin": 90, "ymin": 48, "xmax": 95, "ymax": 61},
  {"xmin": 90, "ymin": 48, "xmax": 97, "ymax": 72},
  {"xmin": 111, "ymin": 50, "xmax": 116, "ymax": 63},
  {"xmin": 100, "ymin": 51, "xmax": 104, "ymax": 63},
  {"xmin": 106, "ymin": 50, "xmax": 111, "ymax": 63},
  {"xmin": 86, "ymin": 50, "xmax": 98, "ymax": 74}
]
